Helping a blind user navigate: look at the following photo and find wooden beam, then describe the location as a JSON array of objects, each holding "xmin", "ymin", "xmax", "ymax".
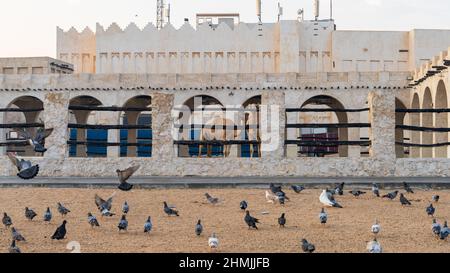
[
  {"xmin": 286, "ymin": 108, "xmax": 369, "ymax": 113},
  {"xmin": 286, "ymin": 123, "xmax": 371, "ymax": 129}
]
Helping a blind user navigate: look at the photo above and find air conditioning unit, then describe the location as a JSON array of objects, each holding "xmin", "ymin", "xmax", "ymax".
[{"xmin": 7, "ymin": 131, "xmax": 20, "ymax": 141}]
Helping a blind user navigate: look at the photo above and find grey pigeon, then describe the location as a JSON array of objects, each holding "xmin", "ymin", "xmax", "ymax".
[
  {"xmin": 163, "ymin": 202, "xmax": 179, "ymax": 216},
  {"xmin": 118, "ymin": 215, "xmax": 128, "ymax": 232},
  {"xmin": 399, "ymin": 193, "xmax": 411, "ymax": 206},
  {"xmin": 116, "ymin": 165, "xmax": 140, "ymax": 191},
  {"xmin": 11, "ymin": 227, "xmax": 26, "ymax": 242},
  {"xmin": 101, "ymin": 208, "xmax": 115, "ymax": 217},
  {"xmin": 144, "ymin": 216, "xmax": 152, "ymax": 233},
  {"xmin": 278, "ymin": 213, "xmax": 286, "ymax": 227},
  {"xmin": 57, "ymin": 203, "xmax": 70, "ymax": 217},
  {"xmin": 51, "ymin": 220, "xmax": 67, "ymax": 240},
  {"xmin": 382, "ymin": 190, "xmax": 398, "ymax": 200},
  {"xmin": 319, "ymin": 208, "xmax": 327, "ymax": 224},
  {"xmin": 277, "ymin": 193, "xmax": 286, "ymax": 205},
  {"xmin": 270, "ymin": 183, "xmax": 282, "ymax": 194},
  {"xmin": 240, "ymin": 200, "xmax": 248, "ymax": 211},
  {"xmin": 291, "ymin": 185, "xmax": 305, "ymax": 193},
  {"xmin": 2, "ymin": 213, "xmax": 12, "ymax": 228},
  {"xmin": 403, "ymin": 182, "xmax": 414, "ymax": 194},
  {"xmin": 432, "ymin": 195, "xmax": 440, "ymax": 202},
  {"xmin": 439, "ymin": 221, "xmax": 449, "ymax": 240},
  {"xmin": 205, "ymin": 193, "xmax": 219, "ymax": 204},
  {"xmin": 25, "ymin": 207, "xmax": 37, "ymax": 221},
  {"xmin": 88, "ymin": 213, "xmax": 100, "ymax": 228},
  {"xmin": 301, "ymin": 239, "xmax": 315, "ymax": 253},
  {"xmin": 349, "ymin": 190, "xmax": 366, "ymax": 197},
  {"xmin": 122, "ymin": 201, "xmax": 129, "ymax": 214},
  {"xmin": 426, "ymin": 204, "xmax": 435, "ymax": 217},
  {"xmin": 195, "ymin": 219, "xmax": 203, "ymax": 236},
  {"xmin": 244, "ymin": 211, "xmax": 259, "ymax": 230},
  {"xmin": 8, "ymin": 240, "xmax": 21, "ymax": 253},
  {"xmin": 372, "ymin": 183, "xmax": 380, "ymax": 197},
  {"xmin": 432, "ymin": 219, "xmax": 441, "ymax": 237},
  {"xmin": 43, "ymin": 207, "xmax": 52, "ymax": 222},
  {"xmin": 334, "ymin": 182, "xmax": 345, "ymax": 196},
  {"xmin": 7, "ymin": 152, "xmax": 40, "ymax": 180},
  {"xmin": 16, "ymin": 127, "xmax": 54, "ymax": 154}
]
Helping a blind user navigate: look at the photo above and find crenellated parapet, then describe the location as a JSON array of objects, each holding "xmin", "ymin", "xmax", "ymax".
[{"xmin": 57, "ymin": 26, "xmax": 96, "ymax": 73}]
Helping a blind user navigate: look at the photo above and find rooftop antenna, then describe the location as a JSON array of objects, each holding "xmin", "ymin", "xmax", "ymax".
[
  {"xmin": 256, "ymin": 0, "xmax": 262, "ymax": 23},
  {"xmin": 313, "ymin": 0, "xmax": 320, "ymax": 21},
  {"xmin": 330, "ymin": 0, "xmax": 333, "ymax": 20},
  {"xmin": 157, "ymin": 0, "xmax": 165, "ymax": 29},
  {"xmin": 277, "ymin": 2, "xmax": 283, "ymax": 22},
  {"xmin": 298, "ymin": 9, "xmax": 304, "ymax": 21},
  {"xmin": 165, "ymin": 3, "xmax": 171, "ymax": 25}
]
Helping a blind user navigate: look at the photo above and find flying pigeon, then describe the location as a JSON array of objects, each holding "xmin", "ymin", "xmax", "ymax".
[
  {"xmin": 426, "ymin": 204, "xmax": 435, "ymax": 217},
  {"xmin": 51, "ymin": 220, "xmax": 67, "ymax": 240},
  {"xmin": 371, "ymin": 220, "xmax": 381, "ymax": 235},
  {"xmin": 265, "ymin": 191, "xmax": 279, "ymax": 204},
  {"xmin": 278, "ymin": 213, "xmax": 286, "ymax": 227},
  {"xmin": 101, "ymin": 208, "xmax": 115, "ymax": 217},
  {"xmin": 244, "ymin": 211, "xmax": 259, "ymax": 230},
  {"xmin": 195, "ymin": 219, "xmax": 203, "ymax": 236},
  {"xmin": 432, "ymin": 195, "xmax": 440, "ymax": 202},
  {"xmin": 118, "ymin": 215, "xmax": 128, "ymax": 232},
  {"xmin": 7, "ymin": 153, "xmax": 40, "ymax": 180},
  {"xmin": 15, "ymin": 127, "xmax": 54, "ymax": 154},
  {"xmin": 240, "ymin": 200, "xmax": 248, "ymax": 211},
  {"xmin": 122, "ymin": 201, "xmax": 129, "ymax": 214},
  {"xmin": 208, "ymin": 233, "xmax": 219, "ymax": 249},
  {"xmin": 116, "ymin": 165, "xmax": 140, "ymax": 191},
  {"xmin": 88, "ymin": 213, "xmax": 100, "ymax": 228},
  {"xmin": 8, "ymin": 240, "xmax": 21, "ymax": 254},
  {"xmin": 57, "ymin": 203, "xmax": 71, "ymax": 217},
  {"xmin": 301, "ymin": 239, "xmax": 315, "ymax": 253},
  {"xmin": 382, "ymin": 190, "xmax": 398, "ymax": 200},
  {"xmin": 319, "ymin": 208, "xmax": 328, "ymax": 224},
  {"xmin": 205, "ymin": 193, "xmax": 219, "ymax": 204},
  {"xmin": 25, "ymin": 207, "xmax": 37, "ymax": 221},
  {"xmin": 403, "ymin": 182, "xmax": 414, "ymax": 194},
  {"xmin": 372, "ymin": 183, "xmax": 380, "ymax": 197},
  {"xmin": 432, "ymin": 219, "xmax": 441, "ymax": 237},
  {"xmin": 144, "ymin": 216, "xmax": 152, "ymax": 234},
  {"xmin": 320, "ymin": 190, "xmax": 343, "ymax": 208},
  {"xmin": 367, "ymin": 238, "xmax": 382, "ymax": 253},
  {"xmin": 11, "ymin": 227, "xmax": 26, "ymax": 242},
  {"xmin": 291, "ymin": 185, "xmax": 305, "ymax": 193},
  {"xmin": 95, "ymin": 192, "xmax": 115, "ymax": 212},
  {"xmin": 43, "ymin": 207, "xmax": 52, "ymax": 222},
  {"xmin": 349, "ymin": 190, "xmax": 366, "ymax": 197},
  {"xmin": 440, "ymin": 221, "xmax": 450, "ymax": 240},
  {"xmin": 163, "ymin": 202, "xmax": 179, "ymax": 216},
  {"xmin": 2, "ymin": 213, "xmax": 12, "ymax": 228},
  {"xmin": 399, "ymin": 193, "xmax": 411, "ymax": 206}
]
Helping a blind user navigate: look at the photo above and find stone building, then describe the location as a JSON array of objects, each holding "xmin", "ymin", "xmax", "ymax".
[{"xmin": 0, "ymin": 57, "xmax": 74, "ymax": 75}]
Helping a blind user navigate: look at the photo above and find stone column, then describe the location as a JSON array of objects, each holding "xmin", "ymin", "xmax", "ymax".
[
  {"xmin": 43, "ymin": 92, "xmax": 70, "ymax": 160},
  {"xmin": 347, "ymin": 112, "xmax": 361, "ymax": 158},
  {"xmin": 74, "ymin": 111, "xmax": 89, "ymax": 157},
  {"xmin": 368, "ymin": 91, "xmax": 396, "ymax": 175},
  {"xmin": 126, "ymin": 112, "xmax": 139, "ymax": 157},
  {"xmin": 0, "ymin": 112, "xmax": 5, "ymax": 155},
  {"xmin": 152, "ymin": 93, "xmax": 175, "ymax": 161},
  {"xmin": 261, "ymin": 90, "xmax": 285, "ymax": 159},
  {"xmin": 286, "ymin": 111, "xmax": 298, "ymax": 158}
]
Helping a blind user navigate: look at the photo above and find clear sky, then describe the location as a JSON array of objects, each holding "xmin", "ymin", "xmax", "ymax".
[{"xmin": 1, "ymin": 0, "xmax": 450, "ymax": 58}]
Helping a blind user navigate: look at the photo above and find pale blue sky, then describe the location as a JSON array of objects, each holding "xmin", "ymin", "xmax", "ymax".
[{"xmin": 1, "ymin": 0, "xmax": 450, "ymax": 57}]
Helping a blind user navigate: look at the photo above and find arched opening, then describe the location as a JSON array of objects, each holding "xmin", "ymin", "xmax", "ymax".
[
  {"xmin": 435, "ymin": 81, "xmax": 448, "ymax": 158},
  {"xmin": 410, "ymin": 93, "xmax": 420, "ymax": 158},
  {"xmin": 422, "ymin": 88, "xmax": 433, "ymax": 158},
  {"xmin": 298, "ymin": 95, "xmax": 348, "ymax": 157},
  {"xmin": 241, "ymin": 96, "xmax": 261, "ymax": 158},
  {"xmin": 3, "ymin": 96, "xmax": 44, "ymax": 156},
  {"xmin": 395, "ymin": 98, "xmax": 408, "ymax": 158},
  {"xmin": 68, "ymin": 96, "xmax": 106, "ymax": 158},
  {"xmin": 120, "ymin": 96, "xmax": 152, "ymax": 157}
]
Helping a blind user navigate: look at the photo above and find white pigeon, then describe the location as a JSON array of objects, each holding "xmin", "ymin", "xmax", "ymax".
[
  {"xmin": 367, "ymin": 238, "xmax": 382, "ymax": 253},
  {"xmin": 208, "ymin": 233, "xmax": 219, "ymax": 249},
  {"xmin": 265, "ymin": 191, "xmax": 278, "ymax": 204},
  {"xmin": 319, "ymin": 190, "xmax": 343, "ymax": 208},
  {"xmin": 371, "ymin": 220, "xmax": 381, "ymax": 235}
]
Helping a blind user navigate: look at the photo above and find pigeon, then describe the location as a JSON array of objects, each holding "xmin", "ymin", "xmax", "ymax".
[
  {"xmin": 205, "ymin": 193, "xmax": 219, "ymax": 204},
  {"xmin": 432, "ymin": 195, "xmax": 440, "ymax": 203},
  {"xmin": 372, "ymin": 183, "xmax": 380, "ymax": 197},
  {"xmin": 439, "ymin": 221, "xmax": 449, "ymax": 240},
  {"xmin": 7, "ymin": 152, "xmax": 40, "ymax": 180},
  {"xmin": 269, "ymin": 183, "xmax": 282, "ymax": 194},
  {"xmin": 118, "ymin": 215, "xmax": 128, "ymax": 232},
  {"xmin": 278, "ymin": 213, "xmax": 286, "ymax": 227},
  {"xmin": 382, "ymin": 190, "xmax": 398, "ymax": 200},
  {"xmin": 208, "ymin": 233, "xmax": 219, "ymax": 249},
  {"xmin": 349, "ymin": 190, "xmax": 366, "ymax": 197},
  {"xmin": 95, "ymin": 192, "xmax": 115, "ymax": 212},
  {"xmin": 2, "ymin": 213, "xmax": 12, "ymax": 228},
  {"xmin": 88, "ymin": 213, "xmax": 100, "ymax": 228},
  {"xmin": 265, "ymin": 191, "xmax": 279, "ymax": 204},
  {"xmin": 319, "ymin": 208, "xmax": 328, "ymax": 224},
  {"xmin": 163, "ymin": 202, "xmax": 179, "ymax": 216},
  {"xmin": 144, "ymin": 216, "xmax": 152, "ymax": 233},
  {"xmin": 11, "ymin": 227, "xmax": 26, "ymax": 242},
  {"xmin": 426, "ymin": 204, "xmax": 435, "ymax": 217},
  {"xmin": 15, "ymin": 127, "xmax": 54, "ymax": 153},
  {"xmin": 403, "ymin": 182, "xmax": 414, "ymax": 194},
  {"xmin": 320, "ymin": 189, "xmax": 343, "ymax": 208},
  {"xmin": 291, "ymin": 185, "xmax": 305, "ymax": 193},
  {"xmin": 301, "ymin": 239, "xmax": 315, "ymax": 253},
  {"xmin": 57, "ymin": 203, "xmax": 71, "ymax": 217},
  {"xmin": 116, "ymin": 165, "xmax": 140, "ymax": 191},
  {"xmin": 101, "ymin": 208, "xmax": 115, "ymax": 217},
  {"xmin": 334, "ymin": 182, "xmax": 345, "ymax": 195},
  {"xmin": 43, "ymin": 207, "xmax": 52, "ymax": 222},
  {"xmin": 371, "ymin": 220, "xmax": 381, "ymax": 235},
  {"xmin": 244, "ymin": 211, "xmax": 259, "ymax": 230},
  {"xmin": 25, "ymin": 207, "xmax": 37, "ymax": 221},
  {"xmin": 432, "ymin": 219, "xmax": 441, "ymax": 237},
  {"xmin": 122, "ymin": 201, "xmax": 129, "ymax": 214},
  {"xmin": 51, "ymin": 220, "xmax": 67, "ymax": 240},
  {"xmin": 277, "ymin": 193, "xmax": 286, "ymax": 205},
  {"xmin": 8, "ymin": 240, "xmax": 21, "ymax": 254},
  {"xmin": 399, "ymin": 193, "xmax": 411, "ymax": 206},
  {"xmin": 195, "ymin": 220, "xmax": 203, "ymax": 236},
  {"xmin": 240, "ymin": 200, "xmax": 248, "ymax": 211},
  {"xmin": 367, "ymin": 238, "xmax": 382, "ymax": 253}
]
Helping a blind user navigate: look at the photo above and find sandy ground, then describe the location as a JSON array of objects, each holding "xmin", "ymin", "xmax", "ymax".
[{"xmin": 0, "ymin": 187, "xmax": 450, "ymax": 253}]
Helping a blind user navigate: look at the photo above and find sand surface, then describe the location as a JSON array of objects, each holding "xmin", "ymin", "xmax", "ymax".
[{"xmin": 0, "ymin": 187, "xmax": 449, "ymax": 253}]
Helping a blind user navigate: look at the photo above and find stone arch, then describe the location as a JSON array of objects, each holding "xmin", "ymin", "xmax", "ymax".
[
  {"xmin": 422, "ymin": 88, "xmax": 433, "ymax": 158},
  {"xmin": 435, "ymin": 80, "xmax": 448, "ymax": 158},
  {"xmin": 395, "ymin": 98, "xmax": 407, "ymax": 158},
  {"xmin": 241, "ymin": 95, "xmax": 262, "ymax": 157},
  {"xmin": 410, "ymin": 93, "xmax": 420, "ymax": 158}
]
